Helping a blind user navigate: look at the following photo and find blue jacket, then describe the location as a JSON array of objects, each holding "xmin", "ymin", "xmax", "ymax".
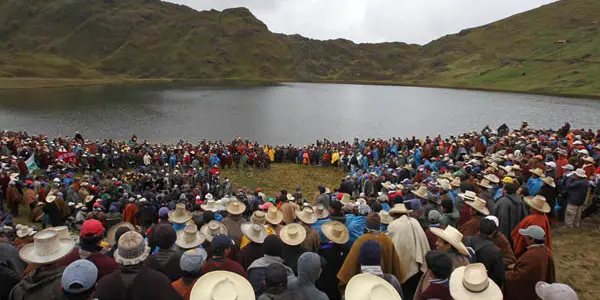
[
  {"xmin": 312, "ymin": 218, "xmax": 331, "ymax": 243},
  {"xmin": 526, "ymin": 177, "xmax": 543, "ymax": 196},
  {"xmin": 345, "ymin": 215, "xmax": 366, "ymax": 247}
]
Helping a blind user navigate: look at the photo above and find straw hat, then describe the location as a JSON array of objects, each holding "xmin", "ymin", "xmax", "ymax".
[
  {"xmin": 511, "ymin": 164, "xmax": 521, "ymax": 171},
  {"xmin": 19, "ymin": 230, "xmax": 75, "ymax": 265},
  {"xmin": 265, "ymin": 206, "xmax": 284, "ymax": 225},
  {"xmin": 530, "ymin": 168, "xmax": 545, "ymax": 177},
  {"xmin": 49, "ymin": 226, "xmax": 71, "ymax": 239},
  {"xmin": 379, "ymin": 210, "xmax": 394, "ymax": 224},
  {"xmin": 286, "ymin": 193, "xmax": 295, "ymax": 201},
  {"xmin": 106, "ymin": 222, "xmax": 135, "ymax": 246},
  {"xmin": 200, "ymin": 221, "xmax": 228, "ymax": 242},
  {"xmin": 201, "ymin": 200, "xmax": 219, "ymax": 212},
  {"xmin": 85, "ymin": 195, "xmax": 94, "ymax": 203},
  {"xmin": 314, "ymin": 204, "xmax": 330, "ymax": 219},
  {"xmin": 340, "ymin": 193, "xmax": 352, "ymax": 205},
  {"xmin": 279, "ymin": 223, "xmax": 307, "ymax": 246},
  {"xmin": 176, "ymin": 224, "xmax": 206, "ymax": 249},
  {"xmin": 296, "ymin": 207, "xmax": 317, "ymax": 224},
  {"xmin": 321, "ymin": 221, "xmax": 350, "ymax": 244},
  {"xmin": 226, "ymin": 200, "xmax": 246, "ymax": 215},
  {"xmin": 465, "ymin": 199, "xmax": 490, "ymax": 215},
  {"xmin": 583, "ymin": 156, "xmax": 595, "ymax": 164},
  {"xmin": 345, "ymin": 273, "xmax": 402, "ymax": 300},
  {"xmin": 523, "ymin": 195, "xmax": 551, "ymax": 213},
  {"xmin": 457, "ymin": 190, "xmax": 480, "ymax": 202},
  {"xmin": 189, "ymin": 271, "xmax": 254, "ymax": 300},
  {"xmin": 483, "ymin": 174, "xmax": 500, "ymax": 184},
  {"xmin": 542, "ymin": 176, "xmax": 556, "ymax": 188},
  {"xmin": 389, "ymin": 203, "xmax": 412, "ymax": 215},
  {"xmin": 477, "ymin": 179, "xmax": 492, "ymax": 189},
  {"xmin": 450, "ymin": 177, "xmax": 461, "ymax": 188},
  {"xmin": 16, "ymin": 226, "xmax": 36, "ymax": 238},
  {"xmin": 450, "ymin": 264, "xmax": 502, "ymax": 300},
  {"xmin": 430, "ymin": 225, "xmax": 469, "ymax": 256},
  {"xmin": 412, "ymin": 185, "xmax": 429, "ymax": 199},
  {"xmin": 114, "ymin": 231, "xmax": 151, "ymax": 266},
  {"xmin": 241, "ymin": 222, "xmax": 267, "ymax": 244},
  {"xmin": 169, "ymin": 204, "xmax": 192, "ymax": 224},
  {"xmin": 250, "ymin": 210, "xmax": 266, "ymax": 225},
  {"xmin": 574, "ymin": 168, "xmax": 587, "ymax": 178}
]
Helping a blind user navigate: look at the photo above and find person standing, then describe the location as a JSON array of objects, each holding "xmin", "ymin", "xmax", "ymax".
[
  {"xmin": 511, "ymin": 195, "xmax": 553, "ymax": 258},
  {"xmin": 288, "ymin": 252, "xmax": 328, "ymax": 300},
  {"xmin": 505, "ymin": 225, "xmax": 555, "ymax": 300},
  {"xmin": 464, "ymin": 219, "xmax": 505, "ymax": 286},
  {"xmin": 492, "ymin": 183, "xmax": 529, "ymax": 245},
  {"xmin": 564, "ymin": 169, "xmax": 589, "ymax": 228},
  {"xmin": 5, "ymin": 181, "xmax": 21, "ymax": 217},
  {"xmin": 172, "ymin": 249, "xmax": 207, "ymax": 298},
  {"xmin": 200, "ymin": 234, "xmax": 246, "ymax": 277}
]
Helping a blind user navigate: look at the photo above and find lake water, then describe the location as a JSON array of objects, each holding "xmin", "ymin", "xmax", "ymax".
[{"xmin": 0, "ymin": 82, "xmax": 599, "ymax": 145}]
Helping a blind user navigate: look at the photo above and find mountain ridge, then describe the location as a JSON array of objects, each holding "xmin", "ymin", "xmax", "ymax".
[{"xmin": 0, "ymin": 0, "xmax": 599, "ymax": 96}]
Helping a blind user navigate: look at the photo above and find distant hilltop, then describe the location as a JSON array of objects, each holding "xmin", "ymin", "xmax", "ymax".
[{"xmin": 0, "ymin": 0, "xmax": 599, "ymax": 97}]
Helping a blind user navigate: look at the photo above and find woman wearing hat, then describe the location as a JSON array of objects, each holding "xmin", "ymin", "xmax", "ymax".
[
  {"xmin": 316, "ymin": 221, "xmax": 350, "ymax": 300},
  {"xmin": 511, "ymin": 195, "xmax": 552, "ymax": 258}
]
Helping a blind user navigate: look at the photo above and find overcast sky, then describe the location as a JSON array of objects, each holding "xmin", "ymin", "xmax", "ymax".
[{"xmin": 169, "ymin": 0, "xmax": 556, "ymax": 45}]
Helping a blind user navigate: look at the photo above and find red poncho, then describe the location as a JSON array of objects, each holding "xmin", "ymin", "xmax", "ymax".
[
  {"xmin": 511, "ymin": 211, "xmax": 552, "ymax": 258},
  {"xmin": 123, "ymin": 203, "xmax": 139, "ymax": 226}
]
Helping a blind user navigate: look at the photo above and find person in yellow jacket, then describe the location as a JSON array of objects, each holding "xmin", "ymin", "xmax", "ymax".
[
  {"xmin": 268, "ymin": 147, "xmax": 275, "ymax": 162},
  {"xmin": 331, "ymin": 151, "xmax": 340, "ymax": 167},
  {"xmin": 240, "ymin": 210, "xmax": 274, "ymax": 248}
]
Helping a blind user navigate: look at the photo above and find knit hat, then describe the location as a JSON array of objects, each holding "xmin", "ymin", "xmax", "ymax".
[
  {"xmin": 114, "ymin": 231, "xmax": 151, "ymax": 266},
  {"xmin": 180, "ymin": 248, "xmax": 208, "ymax": 273},
  {"xmin": 265, "ymin": 263, "xmax": 288, "ymax": 288},
  {"xmin": 428, "ymin": 210, "xmax": 442, "ymax": 224},
  {"xmin": 262, "ymin": 235, "xmax": 284, "ymax": 257},
  {"xmin": 153, "ymin": 224, "xmax": 177, "ymax": 249},
  {"xmin": 359, "ymin": 240, "xmax": 382, "ymax": 266},
  {"xmin": 364, "ymin": 213, "xmax": 381, "ymax": 231},
  {"xmin": 62, "ymin": 259, "xmax": 98, "ymax": 294},
  {"xmin": 158, "ymin": 207, "xmax": 169, "ymax": 218}
]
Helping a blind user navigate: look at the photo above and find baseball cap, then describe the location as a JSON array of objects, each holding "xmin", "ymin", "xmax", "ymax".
[
  {"xmin": 180, "ymin": 248, "xmax": 208, "ymax": 272},
  {"xmin": 535, "ymin": 282, "xmax": 578, "ymax": 300},
  {"xmin": 158, "ymin": 207, "xmax": 169, "ymax": 218},
  {"xmin": 212, "ymin": 234, "xmax": 234, "ymax": 248},
  {"xmin": 80, "ymin": 219, "xmax": 104, "ymax": 238},
  {"xmin": 518, "ymin": 225, "xmax": 545, "ymax": 240},
  {"xmin": 62, "ymin": 259, "xmax": 98, "ymax": 294}
]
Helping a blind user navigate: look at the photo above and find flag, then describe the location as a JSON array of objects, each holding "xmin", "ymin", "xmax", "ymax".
[
  {"xmin": 55, "ymin": 151, "xmax": 78, "ymax": 165},
  {"xmin": 26, "ymin": 152, "xmax": 38, "ymax": 174}
]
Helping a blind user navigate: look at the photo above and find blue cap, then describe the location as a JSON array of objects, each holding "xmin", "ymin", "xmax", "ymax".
[
  {"xmin": 212, "ymin": 234, "xmax": 234, "ymax": 248},
  {"xmin": 158, "ymin": 207, "xmax": 169, "ymax": 217},
  {"xmin": 180, "ymin": 248, "xmax": 208, "ymax": 272},
  {"xmin": 62, "ymin": 259, "xmax": 98, "ymax": 294}
]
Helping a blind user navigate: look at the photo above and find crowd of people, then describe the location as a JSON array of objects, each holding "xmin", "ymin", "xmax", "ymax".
[{"xmin": 0, "ymin": 121, "xmax": 595, "ymax": 300}]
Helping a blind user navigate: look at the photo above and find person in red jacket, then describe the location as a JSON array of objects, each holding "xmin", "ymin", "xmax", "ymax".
[
  {"xmin": 511, "ymin": 195, "xmax": 552, "ymax": 258},
  {"xmin": 58, "ymin": 219, "xmax": 119, "ymax": 281}
]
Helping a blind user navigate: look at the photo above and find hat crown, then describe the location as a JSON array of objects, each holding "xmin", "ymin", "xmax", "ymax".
[
  {"xmin": 251, "ymin": 224, "xmax": 262, "ymax": 233},
  {"xmin": 208, "ymin": 221, "xmax": 220, "ymax": 232},
  {"xmin": 210, "ymin": 278, "xmax": 237, "ymax": 300},
  {"xmin": 462, "ymin": 264, "xmax": 490, "ymax": 293},
  {"xmin": 267, "ymin": 206, "xmax": 278, "ymax": 217},
  {"xmin": 332, "ymin": 224, "xmax": 344, "ymax": 236},
  {"xmin": 288, "ymin": 227, "xmax": 298, "ymax": 236},
  {"xmin": 443, "ymin": 226, "xmax": 464, "ymax": 243},
  {"xmin": 33, "ymin": 230, "xmax": 62, "ymax": 257}
]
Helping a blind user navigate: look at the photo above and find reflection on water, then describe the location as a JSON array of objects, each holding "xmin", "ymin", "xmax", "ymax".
[{"xmin": 0, "ymin": 83, "xmax": 599, "ymax": 145}]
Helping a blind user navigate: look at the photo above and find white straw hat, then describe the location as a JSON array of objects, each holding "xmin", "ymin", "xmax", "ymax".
[
  {"xmin": 321, "ymin": 221, "xmax": 350, "ymax": 244},
  {"xmin": 457, "ymin": 190, "xmax": 481, "ymax": 202},
  {"xmin": 189, "ymin": 271, "xmax": 255, "ymax": 300},
  {"xmin": 465, "ymin": 199, "xmax": 490, "ymax": 215},
  {"xmin": 200, "ymin": 221, "xmax": 228, "ymax": 242},
  {"xmin": 450, "ymin": 264, "xmax": 502, "ymax": 300},
  {"xmin": 265, "ymin": 206, "xmax": 284, "ymax": 225},
  {"xmin": 226, "ymin": 200, "xmax": 246, "ymax": 215},
  {"xmin": 430, "ymin": 225, "xmax": 469, "ymax": 256},
  {"xmin": 523, "ymin": 195, "xmax": 551, "ymax": 214},
  {"xmin": 378, "ymin": 211, "xmax": 394, "ymax": 224},
  {"xmin": 19, "ymin": 229, "xmax": 75, "ymax": 265},
  {"xmin": 201, "ymin": 200, "xmax": 219, "ymax": 212},
  {"xmin": 279, "ymin": 223, "xmax": 307, "ymax": 246},
  {"xmin": 169, "ymin": 204, "xmax": 192, "ymax": 224},
  {"xmin": 176, "ymin": 224, "xmax": 206, "ymax": 249},
  {"xmin": 295, "ymin": 207, "xmax": 317, "ymax": 224},
  {"xmin": 345, "ymin": 273, "xmax": 402, "ymax": 300},
  {"xmin": 240, "ymin": 222, "xmax": 267, "ymax": 244},
  {"xmin": 314, "ymin": 203, "xmax": 330, "ymax": 219}
]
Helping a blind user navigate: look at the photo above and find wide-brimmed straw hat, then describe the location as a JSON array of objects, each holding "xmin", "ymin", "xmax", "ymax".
[
  {"xmin": 16, "ymin": 226, "xmax": 36, "ymax": 238},
  {"xmin": 340, "ymin": 193, "xmax": 352, "ymax": 205},
  {"xmin": 477, "ymin": 179, "xmax": 492, "ymax": 189},
  {"xmin": 226, "ymin": 200, "xmax": 246, "ymax": 215},
  {"xmin": 49, "ymin": 226, "xmax": 71, "ymax": 239},
  {"xmin": 250, "ymin": 210, "xmax": 266, "ymax": 225},
  {"xmin": 483, "ymin": 174, "xmax": 500, "ymax": 184},
  {"xmin": 542, "ymin": 176, "xmax": 556, "ymax": 188},
  {"xmin": 530, "ymin": 168, "xmax": 545, "ymax": 177},
  {"xmin": 189, "ymin": 271, "xmax": 254, "ymax": 300},
  {"xmin": 295, "ymin": 207, "xmax": 317, "ymax": 224},
  {"xmin": 45, "ymin": 194, "xmax": 56, "ymax": 203},
  {"xmin": 430, "ymin": 225, "xmax": 469, "ymax": 256},
  {"xmin": 345, "ymin": 273, "xmax": 402, "ymax": 300},
  {"xmin": 241, "ymin": 222, "xmax": 267, "ymax": 244},
  {"xmin": 169, "ymin": 204, "xmax": 192, "ymax": 224},
  {"xmin": 457, "ymin": 190, "xmax": 481, "ymax": 202},
  {"xmin": 200, "ymin": 221, "xmax": 228, "ymax": 242},
  {"xmin": 314, "ymin": 203, "xmax": 330, "ymax": 219},
  {"xmin": 465, "ymin": 199, "xmax": 490, "ymax": 215},
  {"xmin": 201, "ymin": 200, "xmax": 219, "ymax": 212},
  {"xmin": 176, "ymin": 224, "xmax": 206, "ymax": 249},
  {"xmin": 265, "ymin": 206, "xmax": 284, "ymax": 225},
  {"xmin": 114, "ymin": 231, "xmax": 151, "ymax": 266},
  {"xmin": 574, "ymin": 168, "xmax": 587, "ymax": 178},
  {"xmin": 19, "ymin": 230, "xmax": 75, "ymax": 265},
  {"xmin": 583, "ymin": 156, "xmax": 595, "ymax": 164},
  {"xmin": 450, "ymin": 264, "xmax": 502, "ymax": 300},
  {"xmin": 523, "ymin": 195, "xmax": 551, "ymax": 213},
  {"xmin": 379, "ymin": 210, "xmax": 394, "ymax": 224},
  {"xmin": 279, "ymin": 223, "xmax": 307, "ymax": 246},
  {"xmin": 450, "ymin": 177, "xmax": 461, "ymax": 188},
  {"xmin": 84, "ymin": 195, "xmax": 94, "ymax": 203},
  {"xmin": 389, "ymin": 203, "xmax": 412, "ymax": 215},
  {"xmin": 321, "ymin": 221, "xmax": 350, "ymax": 244},
  {"xmin": 412, "ymin": 185, "xmax": 429, "ymax": 199},
  {"xmin": 204, "ymin": 193, "xmax": 214, "ymax": 201},
  {"xmin": 106, "ymin": 222, "xmax": 135, "ymax": 246}
]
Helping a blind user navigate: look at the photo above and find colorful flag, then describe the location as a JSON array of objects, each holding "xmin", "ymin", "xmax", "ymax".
[
  {"xmin": 26, "ymin": 152, "xmax": 38, "ymax": 174},
  {"xmin": 56, "ymin": 151, "xmax": 78, "ymax": 164}
]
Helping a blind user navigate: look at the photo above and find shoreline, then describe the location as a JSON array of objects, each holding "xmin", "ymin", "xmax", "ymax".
[{"xmin": 1, "ymin": 76, "xmax": 599, "ymax": 100}]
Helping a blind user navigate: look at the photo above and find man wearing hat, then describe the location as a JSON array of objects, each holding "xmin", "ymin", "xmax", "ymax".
[
  {"xmin": 61, "ymin": 259, "xmax": 98, "ymax": 300},
  {"xmin": 172, "ymin": 249, "xmax": 207, "ymax": 298},
  {"xmin": 296, "ymin": 207, "xmax": 321, "ymax": 253},
  {"xmin": 564, "ymin": 169, "xmax": 590, "ymax": 228},
  {"xmin": 201, "ymin": 234, "xmax": 246, "ymax": 277},
  {"xmin": 58, "ymin": 219, "xmax": 118, "ymax": 281},
  {"xmin": 492, "ymin": 183, "xmax": 529, "ymax": 245},
  {"xmin": 511, "ymin": 195, "xmax": 553, "ymax": 258},
  {"xmin": 316, "ymin": 220, "xmax": 349, "ymax": 300},
  {"xmin": 10, "ymin": 229, "xmax": 75, "ymax": 299},
  {"xmin": 505, "ymin": 225, "xmax": 555, "ymax": 300},
  {"xmin": 248, "ymin": 235, "xmax": 295, "ymax": 297},
  {"xmin": 463, "ymin": 219, "xmax": 506, "ymax": 286},
  {"xmin": 238, "ymin": 220, "xmax": 268, "ymax": 270},
  {"xmin": 145, "ymin": 223, "xmax": 182, "ymax": 282},
  {"xmin": 449, "ymin": 263, "xmax": 503, "ymax": 300},
  {"xmin": 527, "ymin": 168, "xmax": 545, "ymax": 196},
  {"xmin": 338, "ymin": 213, "xmax": 407, "ymax": 295},
  {"xmin": 458, "ymin": 198, "xmax": 489, "ymax": 237},
  {"xmin": 221, "ymin": 200, "xmax": 247, "ymax": 247}
]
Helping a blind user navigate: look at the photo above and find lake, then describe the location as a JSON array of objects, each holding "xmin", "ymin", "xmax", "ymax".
[{"xmin": 0, "ymin": 82, "xmax": 599, "ymax": 145}]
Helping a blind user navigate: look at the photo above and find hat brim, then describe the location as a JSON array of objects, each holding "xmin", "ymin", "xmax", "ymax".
[
  {"xmin": 106, "ymin": 222, "xmax": 136, "ymax": 246},
  {"xmin": 176, "ymin": 231, "xmax": 206, "ymax": 249},
  {"xmin": 465, "ymin": 201, "xmax": 490, "ymax": 216},
  {"xmin": 450, "ymin": 266, "xmax": 502, "ymax": 300},
  {"xmin": 201, "ymin": 204, "xmax": 219, "ymax": 212},
  {"xmin": 265, "ymin": 211, "xmax": 284, "ymax": 225},
  {"xmin": 280, "ymin": 224, "xmax": 307, "ymax": 246},
  {"xmin": 345, "ymin": 274, "xmax": 402, "ymax": 300},
  {"xmin": 114, "ymin": 245, "xmax": 151, "ymax": 266},
  {"xmin": 296, "ymin": 211, "xmax": 317, "ymax": 224},
  {"xmin": 523, "ymin": 197, "xmax": 552, "ymax": 213},
  {"xmin": 321, "ymin": 222, "xmax": 350, "ymax": 244},
  {"xmin": 19, "ymin": 238, "xmax": 75, "ymax": 265},
  {"xmin": 168, "ymin": 211, "xmax": 192, "ymax": 224},
  {"xmin": 430, "ymin": 227, "xmax": 469, "ymax": 256},
  {"xmin": 315, "ymin": 210, "xmax": 330, "ymax": 220},
  {"xmin": 200, "ymin": 223, "xmax": 228, "ymax": 242},
  {"xmin": 226, "ymin": 203, "xmax": 246, "ymax": 215}
]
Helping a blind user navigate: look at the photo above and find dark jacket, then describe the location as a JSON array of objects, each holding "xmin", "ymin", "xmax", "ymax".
[
  {"xmin": 288, "ymin": 252, "xmax": 328, "ymax": 300},
  {"xmin": 238, "ymin": 242, "xmax": 264, "ymax": 270},
  {"xmin": 8, "ymin": 266, "xmax": 66, "ymax": 300},
  {"xmin": 465, "ymin": 235, "xmax": 505, "ymax": 286},
  {"xmin": 492, "ymin": 193, "xmax": 529, "ymax": 244},
  {"xmin": 281, "ymin": 245, "xmax": 307, "ymax": 276},
  {"xmin": 316, "ymin": 243, "xmax": 348, "ymax": 300},
  {"xmin": 144, "ymin": 249, "xmax": 182, "ymax": 282},
  {"xmin": 248, "ymin": 255, "xmax": 295, "ymax": 297},
  {"xmin": 565, "ymin": 177, "xmax": 589, "ymax": 206},
  {"xmin": 95, "ymin": 265, "xmax": 182, "ymax": 300},
  {"xmin": 58, "ymin": 249, "xmax": 119, "ymax": 281},
  {"xmin": 43, "ymin": 202, "xmax": 63, "ymax": 227},
  {"xmin": 0, "ymin": 264, "xmax": 19, "ymax": 300}
]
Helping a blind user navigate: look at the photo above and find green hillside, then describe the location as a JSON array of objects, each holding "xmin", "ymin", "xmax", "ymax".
[{"xmin": 0, "ymin": 0, "xmax": 599, "ymax": 96}]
